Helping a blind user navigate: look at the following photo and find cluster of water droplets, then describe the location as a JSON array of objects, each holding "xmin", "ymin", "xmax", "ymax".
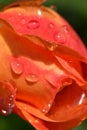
[
  {"xmin": 0, "ymin": 81, "xmax": 16, "ymax": 116},
  {"xmin": 42, "ymin": 101, "xmax": 53, "ymax": 114},
  {"xmin": 0, "ymin": 10, "xmax": 70, "ymax": 47},
  {"xmin": 10, "ymin": 57, "xmax": 39, "ymax": 83}
]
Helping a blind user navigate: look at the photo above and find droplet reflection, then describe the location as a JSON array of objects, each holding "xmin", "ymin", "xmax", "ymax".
[{"xmin": 79, "ymin": 93, "xmax": 85, "ymax": 105}]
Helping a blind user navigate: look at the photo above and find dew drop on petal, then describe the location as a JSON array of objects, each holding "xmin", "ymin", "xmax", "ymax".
[
  {"xmin": 18, "ymin": 12, "xmax": 22, "ymax": 16},
  {"xmin": 21, "ymin": 19, "xmax": 26, "ymax": 24},
  {"xmin": 25, "ymin": 74, "xmax": 39, "ymax": 83},
  {"xmin": 42, "ymin": 108, "xmax": 48, "ymax": 113},
  {"xmin": 8, "ymin": 16, "xmax": 15, "ymax": 23},
  {"xmin": 54, "ymin": 32, "xmax": 66, "ymax": 44},
  {"xmin": 42, "ymin": 102, "xmax": 52, "ymax": 114},
  {"xmin": 48, "ymin": 23, "xmax": 55, "ymax": 29},
  {"xmin": 0, "ymin": 81, "xmax": 16, "ymax": 116},
  {"xmin": 45, "ymin": 42, "xmax": 57, "ymax": 51},
  {"xmin": 27, "ymin": 20, "xmax": 40, "ymax": 29},
  {"xmin": 10, "ymin": 58, "xmax": 23, "ymax": 75},
  {"xmin": 62, "ymin": 25, "xmax": 69, "ymax": 34}
]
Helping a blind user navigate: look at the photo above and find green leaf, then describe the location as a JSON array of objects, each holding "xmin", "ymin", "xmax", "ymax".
[{"xmin": 0, "ymin": 0, "xmax": 15, "ymax": 9}]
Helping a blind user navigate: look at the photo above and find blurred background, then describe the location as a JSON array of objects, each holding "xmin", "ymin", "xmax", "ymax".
[{"xmin": 0, "ymin": 0, "xmax": 87, "ymax": 129}]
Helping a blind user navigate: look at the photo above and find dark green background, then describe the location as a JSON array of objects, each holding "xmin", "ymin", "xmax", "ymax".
[{"xmin": 0, "ymin": 0, "xmax": 87, "ymax": 129}]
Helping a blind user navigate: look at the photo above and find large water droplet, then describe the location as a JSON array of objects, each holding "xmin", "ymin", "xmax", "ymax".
[
  {"xmin": 10, "ymin": 58, "xmax": 23, "ymax": 75},
  {"xmin": 27, "ymin": 20, "xmax": 40, "ymax": 29},
  {"xmin": 25, "ymin": 74, "xmax": 39, "ymax": 83},
  {"xmin": 42, "ymin": 102, "xmax": 52, "ymax": 114},
  {"xmin": 0, "ymin": 81, "xmax": 16, "ymax": 116},
  {"xmin": 54, "ymin": 32, "xmax": 66, "ymax": 44}
]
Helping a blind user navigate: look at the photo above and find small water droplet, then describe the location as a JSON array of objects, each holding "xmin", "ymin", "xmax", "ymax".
[
  {"xmin": 54, "ymin": 32, "xmax": 66, "ymax": 44},
  {"xmin": 25, "ymin": 74, "xmax": 39, "ymax": 83},
  {"xmin": 9, "ymin": 16, "xmax": 15, "ymax": 22},
  {"xmin": 46, "ymin": 42, "xmax": 57, "ymax": 51},
  {"xmin": 48, "ymin": 23, "xmax": 55, "ymax": 29},
  {"xmin": 79, "ymin": 93, "xmax": 85, "ymax": 105},
  {"xmin": 27, "ymin": 20, "xmax": 40, "ymax": 29},
  {"xmin": 10, "ymin": 58, "xmax": 23, "ymax": 75},
  {"xmin": 18, "ymin": 12, "xmax": 22, "ymax": 16},
  {"xmin": 42, "ymin": 108, "xmax": 48, "ymax": 113},
  {"xmin": 21, "ymin": 19, "xmax": 26, "ymax": 24},
  {"xmin": 62, "ymin": 25, "xmax": 69, "ymax": 33},
  {"xmin": 35, "ymin": 119, "xmax": 39, "ymax": 123},
  {"xmin": 42, "ymin": 102, "xmax": 52, "ymax": 114}
]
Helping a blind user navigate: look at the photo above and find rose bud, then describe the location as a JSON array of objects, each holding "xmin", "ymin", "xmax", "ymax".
[{"xmin": 0, "ymin": 0, "xmax": 87, "ymax": 130}]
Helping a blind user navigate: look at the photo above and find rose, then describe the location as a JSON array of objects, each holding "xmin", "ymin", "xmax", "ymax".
[{"xmin": 0, "ymin": 1, "xmax": 87, "ymax": 130}]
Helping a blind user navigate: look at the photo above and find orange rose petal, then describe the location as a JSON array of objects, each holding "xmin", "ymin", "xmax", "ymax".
[
  {"xmin": 14, "ymin": 102, "xmax": 49, "ymax": 130},
  {"xmin": 0, "ymin": 2, "xmax": 87, "ymax": 130},
  {"xmin": 14, "ymin": 100, "xmax": 82, "ymax": 130},
  {"xmin": 0, "ymin": 4, "xmax": 87, "ymax": 59},
  {"xmin": 46, "ymin": 83, "xmax": 87, "ymax": 121},
  {"xmin": 0, "ymin": 19, "xmax": 74, "ymax": 114},
  {"xmin": 44, "ymin": 119, "xmax": 81, "ymax": 130},
  {"xmin": 14, "ymin": 82, "xmax": 87, "ymax": 122}
]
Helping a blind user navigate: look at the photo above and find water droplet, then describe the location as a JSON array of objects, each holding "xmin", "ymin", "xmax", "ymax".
[
  {"xmin": 48, "ymin": 23, "xmax": 55, "ymax": 29},
  {"xmin": 45, "ymin": 42, "xmax": 57, "ymax": 51},
  {"xmin": 62, "ymin": 25, "xmax": 69, "ymax": 34},
  {"xmin": 18, "ymin": 12, "xmax": 22, "ymax": 16},
  {"xmin": 35, "ymin": 119, "xmax": 39, "ymax": 123},
  {"xmin": 10, "ymin": 58, "xmax": 23, "ymax": 75},
  {"xmin": 0, "ymin": 81, "xmax": 16, "ymax": 116},
  {"xmin": 27, "ymin": 20, "xmax": 40, "ymax": 29},
  {"xmin": 54, "ymin": 32, "xmax": 66, "ymax": 44},
  {"xmin": 9, "ymin": 16, "xmax": 15, "ymax": 23},
  {"xmin": 21, "ymin": 19, "xmax": 26, "ymax": 24},
  {"xmin": 25, "ymin": 74, "xmax": 39, "ymax": 83},
  {"xmin": 42, "ymin": 102, "xmax": 52, "ymax": 114}
]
